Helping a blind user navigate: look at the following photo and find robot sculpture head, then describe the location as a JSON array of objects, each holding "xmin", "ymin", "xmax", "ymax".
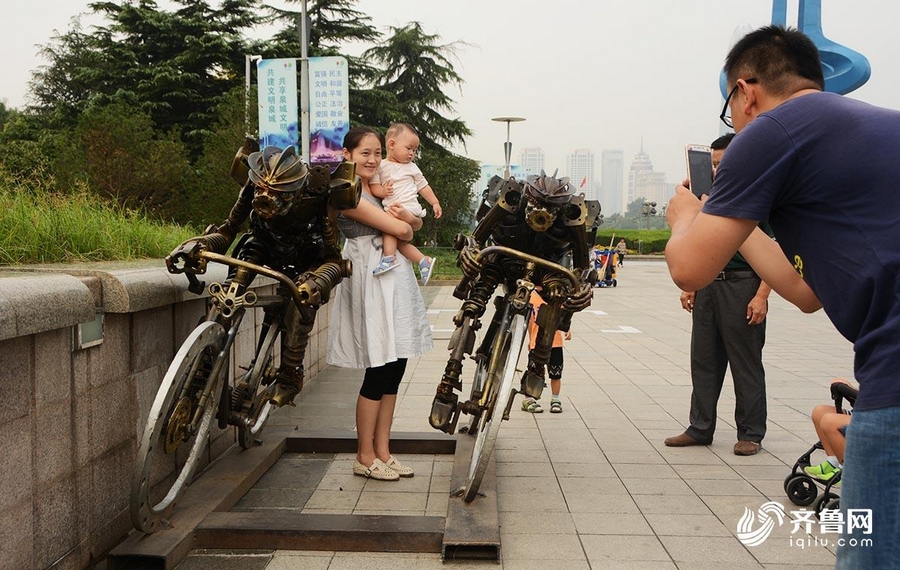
[
  {"xmin": 247, "ymin": 146, "xmax": 310, "ymax": 220},
  {"xmin": 522, "ymin": 170, "xmax": 576, "ymax": 232}
]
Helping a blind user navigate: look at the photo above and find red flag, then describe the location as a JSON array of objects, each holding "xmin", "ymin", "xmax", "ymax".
[{"xmin": 580, "ymin": 176, "xmax": 587, "ymax": 188}]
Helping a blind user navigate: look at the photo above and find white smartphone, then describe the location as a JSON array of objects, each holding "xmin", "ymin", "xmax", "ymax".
[{"xmin": 685, "ymin": 144, "xmax": 713, "ymax": 197}]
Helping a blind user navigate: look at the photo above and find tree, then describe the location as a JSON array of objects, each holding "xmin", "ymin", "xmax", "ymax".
[
  {"xmin": 262, "ymin": 0, "xmax": 401, "ymax": 131},
  {"xmin": 363, "ymin": 22, "xmax": 471, "ymax": 149},
  {"xmin": 53, "ymin": 101, "xmax": 190, "ymax": 218},
  {"xmin": 416, "ymin": 148, "xmax": 481, "ymax": 246},
  {"xmin": 29, "ymin": 0, "xmax": 262, "ymax": 152}
]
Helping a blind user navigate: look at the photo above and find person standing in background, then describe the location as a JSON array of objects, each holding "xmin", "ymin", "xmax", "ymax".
[{"xmin": 665, "ymin": 133, "xmax": 773, "ymax": 457}]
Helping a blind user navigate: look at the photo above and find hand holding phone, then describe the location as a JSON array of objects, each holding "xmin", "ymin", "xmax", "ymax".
[{"xmin": 685, "ymin": 144, "xmax": 713, "ymax": 198}]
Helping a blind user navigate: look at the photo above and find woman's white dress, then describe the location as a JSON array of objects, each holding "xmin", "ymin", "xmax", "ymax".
[{"xmin": 327, "ymin": 194, "xmax": 433, "ymax": 369}]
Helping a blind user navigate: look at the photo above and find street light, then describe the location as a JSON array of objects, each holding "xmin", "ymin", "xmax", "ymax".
[
  {"xmin": 641, "ymin": 200, "xmax": 657, "ymax": 230},
  {"xmin": 492, "ymin": 116, "xmax": 526, "ymax": 178}
]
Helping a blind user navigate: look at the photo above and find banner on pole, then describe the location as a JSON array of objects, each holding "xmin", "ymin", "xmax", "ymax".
[
  {"xmin": 308, "ymin": 56, "xmax": 350, "ymax": 166},
  {"xmin": 257, "ymin": 58, "xmax": 299, "ymax": 151}
]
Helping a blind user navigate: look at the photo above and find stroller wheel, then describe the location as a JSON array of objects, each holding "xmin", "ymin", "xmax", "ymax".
[
  {"xmin": 612, "ymin": 280, "xmax": 617, "ymax": 287},
  {"xmin": 813, "ymin": 492, "xmax": 840, "ymax": 519},
  {"xmin": 786, "ymin": 475, "xmax": 818, "ymax": 506},
  {"xmin": 783, "ymin": 472, "xmax": 797, "ymax": 494}
]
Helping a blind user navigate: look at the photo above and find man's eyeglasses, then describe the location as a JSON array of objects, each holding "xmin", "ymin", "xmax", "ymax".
[{"xmin": 720, "ymin": 78, "xmax": 757, "ymax": 129}]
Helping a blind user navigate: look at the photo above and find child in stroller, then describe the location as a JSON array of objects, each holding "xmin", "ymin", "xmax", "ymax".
[{"xmin": 784, "ymin": 378, "xmax": 857, "ymax": 518}]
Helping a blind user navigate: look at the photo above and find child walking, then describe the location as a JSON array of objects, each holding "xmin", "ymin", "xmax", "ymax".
[
  {"xmin": 522, "ymin": 288, "xmax": 571, "ymax": 414},
  {"xmin": 370, "ymin": 123, "xmax": 441, "ymax": 285}
]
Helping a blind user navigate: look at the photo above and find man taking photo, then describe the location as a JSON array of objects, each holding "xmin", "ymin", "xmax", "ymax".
[{"xmin": 665, "ymin": 26, "xmax": 900, "ymax": 569}]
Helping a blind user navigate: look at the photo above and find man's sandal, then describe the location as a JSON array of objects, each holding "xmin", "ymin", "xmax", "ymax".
[{"xmin": 522, "ymin": 399, "xmax": 543, "ymax": 413}]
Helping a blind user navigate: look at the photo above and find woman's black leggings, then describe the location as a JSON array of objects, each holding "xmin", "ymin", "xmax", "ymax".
[{"xmin": 359, "ymin": 358, "xmax": 408, "ymax": 401}]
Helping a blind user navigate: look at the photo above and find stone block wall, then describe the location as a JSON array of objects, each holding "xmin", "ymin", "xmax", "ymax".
[{"xmin": 0, "ymin": 261, "xmax": 332, "ymax": 570}]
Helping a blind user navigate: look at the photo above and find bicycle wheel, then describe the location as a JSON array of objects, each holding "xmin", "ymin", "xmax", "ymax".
[
  {"xmin": 131, "ymin": 320, "xmax": 228, "ymax": 533},
  {"xmin": 463, "ymin": 354, "xmax": 489, "ymax": 435},
  {"xmin": 237, "ymin": 323, "xmax": 280, "ymax": 449},
  {"xmin": 464, "ymin": 311, "xmax": 527, "ymax": 502}
]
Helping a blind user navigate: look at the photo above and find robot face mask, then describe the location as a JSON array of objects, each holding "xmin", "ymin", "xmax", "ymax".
[
  {"xmin": 251, "ymin": 184, "xmax": 296, "ymax": 219},
  {"xmin": 247, "ymin": 146, "xmax": 310, "ymax": 220},
  {"xmin": 523, "ymin": 170, "xmax": 575, "ymax": 232}
]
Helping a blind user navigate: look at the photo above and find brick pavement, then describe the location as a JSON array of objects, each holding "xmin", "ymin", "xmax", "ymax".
[{"xmin": 169, "ymin": 260, "xmax": 854, "ymax": 569}]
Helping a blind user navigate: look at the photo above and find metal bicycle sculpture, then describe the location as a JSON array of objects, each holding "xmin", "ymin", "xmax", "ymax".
[
  {"xmin": 429, "ymin": 172, "xmax": 601, "ymax": 501},
  {"xmin": 131, "ymin": 142, "xmax": 360, "ymax": 533}
]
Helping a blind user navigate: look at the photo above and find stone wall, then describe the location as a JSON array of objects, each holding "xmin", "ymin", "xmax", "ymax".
[{"xmin": 0, "ymin": 261, "xmax": 331, "ymax": 570}]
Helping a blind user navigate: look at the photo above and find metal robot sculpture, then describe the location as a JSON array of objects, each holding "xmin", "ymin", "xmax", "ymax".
[
  {"xmin": 429, "ymin": 171, "xmax": 602, "ymax": 434},
  {"xmin": 167, "ymin": 141, "xmax": 361, "ymax": 408}
]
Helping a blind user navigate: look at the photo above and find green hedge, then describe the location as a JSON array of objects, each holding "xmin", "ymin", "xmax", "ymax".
[{"xmin": 594, "ymin": 229, "xmax": 670, "ymax": 254}]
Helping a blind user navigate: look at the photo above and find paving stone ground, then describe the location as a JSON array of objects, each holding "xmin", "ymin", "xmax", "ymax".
[{"xmin": 168, "ymin": 260, "xmax": 855, "ymax": 569}]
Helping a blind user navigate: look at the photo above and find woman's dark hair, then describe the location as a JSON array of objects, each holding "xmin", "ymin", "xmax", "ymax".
[
  {"xmin": 343, "ymin": 126, "xmax": 382, "ymax": 152},
  {"xmin": 724, "ymin": 26, "xmax": 824, "ymax": 95}
]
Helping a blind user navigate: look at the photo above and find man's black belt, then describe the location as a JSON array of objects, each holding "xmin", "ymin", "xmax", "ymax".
[{"xmin": 714, "ymin": 270, "xmax": 758, "ymax": 281}]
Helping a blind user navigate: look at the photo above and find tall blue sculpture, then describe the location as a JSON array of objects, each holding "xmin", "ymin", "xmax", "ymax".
[{"xmin": 720, "ymin": 0, "xmax": 870, "ymax": 97}]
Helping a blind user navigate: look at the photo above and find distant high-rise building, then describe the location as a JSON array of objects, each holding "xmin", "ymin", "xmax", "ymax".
[
  {"xmin": 566, "ymin": 149, "xmax": 596, "ymax": 200},
  {"xmin": 633, "ymin": 170, "xmax": 669, "ymax": 207},
  {"xmin": 519, "ymin": 148, "xmax": 544, "ymax": 176},
  {"xmin": 600, "ymin": 149, "xmax": 624, "ymax": 215},
  {"xmin": 627, "ymin": 142, "xmax": 653, "ymax": 206}
]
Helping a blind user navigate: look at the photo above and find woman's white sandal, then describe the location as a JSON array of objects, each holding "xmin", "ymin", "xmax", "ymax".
[
  {"xmin": 353, "ymin": 458, "xmax": 399, "ymax": 481},
  {"xmin": 385, "ymin": 455, "xmax": 414, "ymax": 477}
]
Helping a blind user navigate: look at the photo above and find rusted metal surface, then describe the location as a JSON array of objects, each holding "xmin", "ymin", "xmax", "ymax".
[
  {"xmin": 442, "ymin": 432, "xmax": 502, "ymax": 561},
  {"xmin": 195, "ymin": 512, "xmax": 444, "ymax": 552},
  {"xmin": 107, "ymin": 429, "xmax": 288, "ymax": 570}
]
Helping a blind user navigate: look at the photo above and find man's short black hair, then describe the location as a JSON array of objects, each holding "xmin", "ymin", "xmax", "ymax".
[
  {"xmin": 724, "ymin": 25, "xmax": 824, "ymax": 96},
  {"xmin": 710, "ymin": 133, "xmax": 735, "ymax": 150}
]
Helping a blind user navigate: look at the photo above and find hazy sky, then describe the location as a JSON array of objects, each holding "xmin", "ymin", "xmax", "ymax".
[{"xmin": 3, "ymin": 1, "xmax": 898, "ymax": 183}]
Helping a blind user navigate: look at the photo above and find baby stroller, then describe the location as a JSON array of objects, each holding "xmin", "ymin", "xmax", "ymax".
[
  {"xmin": 783, "ymin": 381, "xmax": 857, "ymax": 519},
  {"xmin": 593, "ymin": 249, "xmax": 617, "ymax": 287}
]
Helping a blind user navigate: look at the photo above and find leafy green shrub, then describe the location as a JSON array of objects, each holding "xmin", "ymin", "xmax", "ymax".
[
  {"xmin": 183, "ymin": 87, "xmax": 253, "ymax": 226},
  {"xmin": 53, "ymin": 102, "xmax": 191, "ymax": 220}
]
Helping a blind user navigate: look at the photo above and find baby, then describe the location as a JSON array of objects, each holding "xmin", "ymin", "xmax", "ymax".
[{"xmin": 370, "ymin": 123, "xmax": 441, "ymax": 284}]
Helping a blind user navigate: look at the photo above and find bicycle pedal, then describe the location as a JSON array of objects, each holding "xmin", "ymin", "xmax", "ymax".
[{"xmin": 449, "ymin": 486, "xmax": 466, "ymax": 498}]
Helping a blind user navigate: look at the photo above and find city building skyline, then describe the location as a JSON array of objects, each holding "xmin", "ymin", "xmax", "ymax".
[
  {"xmin": 600, "ymin": 149, "xmax": 625, "ymax": 215},
  {"xmin": 518, "ymin": 147, "xmax": 545, "ymax": 176},
  {"xmin": 627, "ymin": 142, "xmax": 653, "ymax": 206},
  {"xmin": 633, "ymin": 170, "xmax": 670, "ymax": 207},
  {"xmin": 565, "ymin": 149, "xmax": 596, "ymax": 201}
]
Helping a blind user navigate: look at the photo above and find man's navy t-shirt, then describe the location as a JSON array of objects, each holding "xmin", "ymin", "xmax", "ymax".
[{"xmin": 703, "ymin": 92, "xmax": 900, "ymax": 411}]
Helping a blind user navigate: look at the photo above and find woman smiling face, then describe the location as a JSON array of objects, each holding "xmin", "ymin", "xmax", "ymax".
[{"xmin": 343, "ymin": 133, "xmax": 382, "ymax": 183}]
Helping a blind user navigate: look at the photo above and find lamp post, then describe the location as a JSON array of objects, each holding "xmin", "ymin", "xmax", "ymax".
[{"xmin": 492, "ymin": 116, "xmax": 526, "ymax": 178}]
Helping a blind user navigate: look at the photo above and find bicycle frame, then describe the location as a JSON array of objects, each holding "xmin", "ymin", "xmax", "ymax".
[
  {"xmin": 188, "ymin": 252, "xmax": 307, "ymax": 429},
  {"xmin": 466, "ymin": 246, "xmax": 581, "ymax": 412}
]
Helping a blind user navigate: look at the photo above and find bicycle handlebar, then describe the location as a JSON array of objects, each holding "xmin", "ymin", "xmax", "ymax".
[
  {"xmin": 473, "ymin": 245, "xmax": 583, "ymax": 290},
  {"xmin": 186, "ymin": 251, "xmax": 305, "ymax": 309}
]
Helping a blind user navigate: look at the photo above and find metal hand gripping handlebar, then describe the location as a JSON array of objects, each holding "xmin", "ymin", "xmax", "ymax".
[
  {"xmin": 185, "ymin": 250, "xmax": 341, "ymax": 310},
  {"xmin": 465, "ymin": 245, "xmax": 582, "ymax": 290}
]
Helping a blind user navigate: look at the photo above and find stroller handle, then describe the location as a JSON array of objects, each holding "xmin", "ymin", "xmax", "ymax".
[{"xmin": 831, "ymin": 381, "xmax": 858, "ymax": 414}]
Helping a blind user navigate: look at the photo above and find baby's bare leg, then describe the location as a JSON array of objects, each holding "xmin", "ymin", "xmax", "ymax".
[
  {"xmin": 399, "ymin": 242, "xmax": 425, "ymax": 265},
  {"xmin": 382, "ymin": 232, "xmax": 398, "ymax": 257}
]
